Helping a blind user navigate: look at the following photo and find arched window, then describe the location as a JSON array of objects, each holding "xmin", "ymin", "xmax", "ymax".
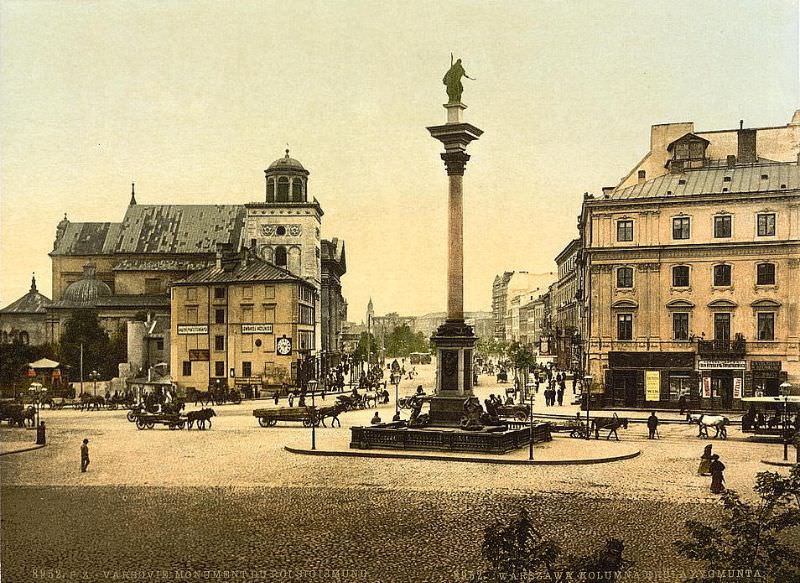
[
  {"xmin": 292, "ymin": 178, "xmax": 304, "ymax": 202},
  {"xmin": 277, "ymin": 177, "xmax": 289, "ymax": 202},
  {"xmin": 19, "ymin": 331, "xmax": 29, "ymax": 345},
  {"xmin": 266, "ymin": 178, "xmax": 275, "ymax": 203},
  {"xmin": 274, "ymin": 246, "xmax": 288, "ymax": 267}
]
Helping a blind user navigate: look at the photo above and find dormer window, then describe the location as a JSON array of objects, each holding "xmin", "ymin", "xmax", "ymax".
[{"xmin": 666, "ymin": 133, "xmax": 710, "ymax": 172}]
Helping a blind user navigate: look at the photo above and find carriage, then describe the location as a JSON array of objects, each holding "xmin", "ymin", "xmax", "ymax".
[
  {"xmin": 549, "ymin": 417, "xmax": 591, "ymax": 439},
  {"xmin": 0, "ymin": 402, "xmax": 35, "ymax": 427},
  {"xmin": 740, "ymin": 396, "xmax": 800, "ymax": 439},
  {"xmin": 45, "ymin": 396, "xmax": 83, "ymax": 410},
  {"xmin": 336, "ymin": 394, "xmax": 367, "ymax": 411},
  {"xmin": 496, "ymin": 404, "xmax": 529, "ymax": 421},
  {"xmin": 253, "ymin": 406, "xmax": 320, "ymax": 427},
  {"xmin": 134, "ymin": 412, "xmax": 187, "ymax": 430}
]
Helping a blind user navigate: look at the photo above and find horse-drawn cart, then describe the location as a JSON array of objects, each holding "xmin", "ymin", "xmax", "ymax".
[
  {"xmin": 134, "ymin": 413, "xmax": 187, "ymax": 430},
  {"xmin": 253, "ymin": 406, "xmax": 319, "ymax": 427},
  {"xmin": 549, "ymin": 418, "xmax": 590, "ymax": 439},
  {"xmin": 497, "ymin": 404, "xmax": 529, "ymax": 421}
]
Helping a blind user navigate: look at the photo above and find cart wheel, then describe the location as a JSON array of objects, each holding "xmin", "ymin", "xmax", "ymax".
[
  {"xmin": 136, "ymin": 418, "xmax": 146, "ymax": 430},
  {"xmin": 258, "ymin": 417, "xmax": 270, "ymax": 428},
  {"xmin": 146, "ymin": 422, "xmax": 155, "ymax": 430},
  {"xmin": 302, "ymin": 419, "xmax": 312, "ymax": 428},
  {"xmin": 127, "ymin": 411, "xmax": 136, "ymax": 422},
  {"xmin": 515, "ymin": 411, "xmax": 528, "ymax": 421},
  {"xmin": 169, "ymin": 424, "xmax": 176, "ymax": 430},
  {"xmin": 269, "ymin": 419, "xmax": 278, "ymax": 427},
  {"xmin": 178, "ymin": 421, "xmax": 186, "ymax": 429}
]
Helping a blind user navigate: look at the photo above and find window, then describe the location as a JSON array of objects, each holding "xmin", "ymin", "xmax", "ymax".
[
  {"xmin": 275, "ymin": 246, "xmax": 287, "ymax": 267},
  {"xmin": 616, "ymin": 267, "xmax": 634, "ymax": 288},
  {"xmin": 186, "ymin": 287, "xmax": 197, "ymax": 301},
  {"xmin": 266, "ymin": 178, "xmax": 275, "ymax": 202},
  {"xmin": 668, "ymin": 373, "xmax": 692, "ymax": 402},
  {"xmin": 214, "ymin": 287, "xmax": 226, "ymax": 299},
  {"xmin": 215, "ymin": 309, "xmax": 225, "ymax": 324},
  {"xmin": 156, "ymin": 339, "xmax": 164, "ymax": 351},
  {"xmin": 186, "ymin": 307, "xmax": 198, "ymax": 324},
  {"xmin": 672, "ymin": 313, "xmax": 689, "ymax": 341},
  {"xmin": 292, "ymin": 179, "xmax": 303, "ymax": 201},
  {"xmin": 672, "ymin": 217, "xmax": 691, "ymax": 240},
  {"xmin": 19, "ymin": 331, "xmax": 29, "ymax": 345},
  {"xmin": 145, "ymin": 278, "xmax": 162, "ymax": 294},
  {"xmin": 616, "ymin": 220, "xmax": 633, "ymax": 242},
  {"xmin": 757, "ymin": 213, "xmax": 776, "ymax": 237},
  {"xmin": 182, "ymin": 361, "xmax": 192, "ymax": 376},
  {"xmin": 757, "ymin": 313, "xmax": 775, "ymax": 341},
  {"xmin": 672, "ymin": 265, "xmax": 690, "ymax": 287},
  {"xmin": 756, "ymin": 263, "xmax": 776, "ymax": 286},
  {"xmin": 713, "ymin": 264, "xmax": 732, "ymax": 287},
  {"xmin": 264, "ymin": 285, "xmax": 275, "ymax": 299},
  {"xmin": 714, "ymin": 215, "xmax": 732, "ymax": 238},
  {"xmin": 714, "ymin": 313, "xmax": 731, "ymax": 341},
  {"xmin": 277, "ymin": 177, "xmax": 289, "ymax": 202},
  {"xmin": 242, "ymin": 286, "xmax": 253, "ymax": 300},
  {"xmin": 214, "ymin": 335, "xmax": 225, "ymax": 351},
  {"xmin": 214, "ymin": 361, "xmax": 225, "ymax": 377},
  {"xmin": 617, "ymin": 313, "xmax": 633, "ymax": 340},
  {"xmin": 276, "ymin": 226, "xmax": 287, "ymax": 236},
  {"xmin": 242, "ymin": 361, "xmax": 252, "ymax": 377}
]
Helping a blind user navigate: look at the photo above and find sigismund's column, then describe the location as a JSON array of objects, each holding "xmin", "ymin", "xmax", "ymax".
[{"xmin": 427, "ymin": 99, "xmax": 483, "ymax": 425}]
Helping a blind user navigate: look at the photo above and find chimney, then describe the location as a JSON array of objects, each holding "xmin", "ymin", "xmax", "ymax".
[
  {"xmin": 637, "ymin": 170, "xmax": 646, "ymax": 184},
  {"xmin": 215, "ymin": 244, "xmax": 223, "ymax": 270},
  {"xmin": 726, "ymin": 155, "xmax": 736, "ymax": 169},
  {"xmin": 601, "ymin": 186, "xmax": 614, "ymax": 198},
  {"xmin": 737, "ymin": 124, "xmax": 757, "ymax": 164}
]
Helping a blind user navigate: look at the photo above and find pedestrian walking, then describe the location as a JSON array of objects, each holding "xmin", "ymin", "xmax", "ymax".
[
  {"xmin": 647, "ymin": 412, "xmax": 659, "ymax": 439},
  {"xmin": 273, "ymin": 391, "xmax": 279, "ymax": 406},
  {"xmin": 557, "ymin": 386, "xmax": 564, "ymax": 406},
  {"xmin": 678, "ymin": 392, "xmax": 687, "ymax": 416},
  {"xmin": 80, "ymin": 438, "xmax": 90, "ymax": 473},
  {"xmin": 709, "ymin": 454, "xmax": 726, "ymax": 494},
  {"xmin": 572, "ymin": 373, "xmax": 578, "ymax": 394},
  {"xmin": 288, "ymin": 392, "xmax": 295, "ymax": 407},
  {"xmin": 697, "ymin": 444, "xmax": 713, "ymax": 476}
]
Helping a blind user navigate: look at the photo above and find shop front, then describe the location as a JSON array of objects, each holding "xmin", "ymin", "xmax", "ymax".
[
  {"xmin": 749, "ymin": 360, "xmax": 787, "ymax": 398},
  {"xmin": 698, "ymin": 360, "xmax": 746, "ymax": 410},
  {"xmin": 604, "ymin": 351, "xmax": 696, "ymax": 409}
]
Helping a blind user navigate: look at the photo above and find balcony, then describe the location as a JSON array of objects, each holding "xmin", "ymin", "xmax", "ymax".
[{"xmin": 697, "ymin": 337, "xmax": 746, "ymax": 359}]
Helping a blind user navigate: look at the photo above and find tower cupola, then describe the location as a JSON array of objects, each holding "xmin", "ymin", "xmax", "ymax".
[{"xmin": 264, "ymin": 149, "xmax": 310, "ymax": 203}]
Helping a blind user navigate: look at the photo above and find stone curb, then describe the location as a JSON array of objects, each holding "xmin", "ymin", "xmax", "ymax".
[
  {"xmin": 760, "ymin": 459, "xmax": 799, "ymax": 467},
  {"xmin": 0, "ymin": 443, "xmax": 46, "ymax": 457},
  {"xmin": 284, "ymin": 445, "xmax": 641, "ymax": 466}
]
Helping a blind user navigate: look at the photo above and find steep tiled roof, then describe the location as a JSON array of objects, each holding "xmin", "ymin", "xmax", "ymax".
[
  {"xmin": 610, "ymin": 162, "xmax": 800, "ymax": 200},
  {"xmin": 114, "ymin": 205, "xmax": 246, "ymax": 254},
  {"xmin": 173, "ymin": 258, "xmax": 302, "ymax": 285},
  {"xmin": 51, "ymin": 222, "xmax": 121, "ymax": 256}
]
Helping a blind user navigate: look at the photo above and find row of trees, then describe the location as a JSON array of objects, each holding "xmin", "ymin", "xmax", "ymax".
[
  {"xmin": 353, "ymin": 324, "xmax": 432, "ymax": 362},
  {"xmin": 0, "ymin": 309, "xmax": 127, "ymax": 391}
]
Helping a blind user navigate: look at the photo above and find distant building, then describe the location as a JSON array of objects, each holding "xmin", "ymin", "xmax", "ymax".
[
  {"xmin": 552, "ymin": 238, "xmax": 582, "ymax": 370},
  {"xmin": 0, "ymin": 276, "xmax": 52, "ymax": 346},
  {"xmin": 581, "ymin": 113, "xmax": 800, "ymax": 409},
  {"xmin": 492, "ymin": 272, "xmax": 513, "ymax": 339}
]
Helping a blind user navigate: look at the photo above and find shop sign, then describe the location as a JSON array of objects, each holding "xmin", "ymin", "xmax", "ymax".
[
  {"xmin": 241, "ymin": 324, "xmax": 273, "ymax": 334},
  {"xmin": 698, "ymin": 360, "xmax": 746, "ymax": 371},
  {"xmin": 645, "ymin": 370, "xmax": 660, "ymax": 401},
  {"xmin": 189, "ymin": 349, "xmax": 210, "ymax": 362},
  {"xmin": 178, "ymin": 325, "xmax": 208, "ymax": 335},
  {"xmin": 751, "ymin": 361, "xmax": 781, "ymax": 372},
  {"xmin": 733, "ymin": 377, "xmax": 742, "ymax": 400}
]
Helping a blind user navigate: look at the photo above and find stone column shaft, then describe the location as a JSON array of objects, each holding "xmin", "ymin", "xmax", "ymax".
[{"xmin": 448, "ymin": 173, "xmax": 464, "ymax": 321}]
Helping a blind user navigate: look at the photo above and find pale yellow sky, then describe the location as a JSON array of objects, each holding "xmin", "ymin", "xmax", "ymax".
[{"xmin": 1, "ymin": 0, "xmax": 798, "ymax": 319}]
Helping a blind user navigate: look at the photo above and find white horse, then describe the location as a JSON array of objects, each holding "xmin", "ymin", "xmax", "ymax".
[{"xmin": 687, "ymin": 413, "xmax": 729, "ymax": 439}]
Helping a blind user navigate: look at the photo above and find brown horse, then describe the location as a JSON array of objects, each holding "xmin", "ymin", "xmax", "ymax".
[
  {"xmin": 187, "ymin": 408, "xmax": 216, "ymax": 430},
  {"xmin": 591, "ymin": 414, "xmax": 629, "ymax": 440}
]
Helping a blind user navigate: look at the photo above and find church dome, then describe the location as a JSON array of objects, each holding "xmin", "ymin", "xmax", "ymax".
[
  {"xmin": 63, "ymin": 264, "xmax": 112, "ymax": 305},
  {"xmin": 267, "ymin": 150, "xmax": 307, "ymax": 173}
]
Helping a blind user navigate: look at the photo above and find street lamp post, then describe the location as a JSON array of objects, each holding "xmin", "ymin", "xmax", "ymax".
[
  {"xmin": 89, "ymin": 370, "xmax": 100, "ymax": 397},
  {"xmin": 779, "ymin": 381, "xmax": 792, "ymax": 462},
  {"xmin": 528, "ymin": 389, "xmax": 535, "ymax": 461},
  {"xmin": 584, "ymin": 375, "xmax": 593, "ymax": 440},
  {"xmin": 308, "ymin": 379, "xmax": 318, "ymax": 451},
  {"xmin": 393, "ymin": 373, "xmax": 401, "ymax": 416}
]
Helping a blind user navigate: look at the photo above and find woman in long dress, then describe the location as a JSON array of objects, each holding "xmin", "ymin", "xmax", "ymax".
[
  {"xmin": 697, "ymin": 444, "xmax": 713, "ymax": 475},
  {"xmin": 709, "ymin": 454, "xmax": 726, "ymax": 494}
]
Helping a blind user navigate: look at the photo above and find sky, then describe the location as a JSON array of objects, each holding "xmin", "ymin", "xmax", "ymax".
[{"xmin": 1, "ymin": 0, "xmax": 798, "ymax": 321}]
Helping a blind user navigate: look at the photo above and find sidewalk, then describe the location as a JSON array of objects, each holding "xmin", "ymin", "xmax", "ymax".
[{"xmin": 0, "ymin": 439, "xmax": 46, "ymax": 456}]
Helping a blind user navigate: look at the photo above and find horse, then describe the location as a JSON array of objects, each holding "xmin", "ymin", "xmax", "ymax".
[
  {"xmin": 80, "ymin": 394, "xmax": 105, "ymax": 411},
  {"xmin": 193, "ymin": 390, "xmax": 215, "ymax": 407},
  {"xmin": 362, "ymin": 391, "xmax": 380, "ymax": 409},
  {"xmin": 316, "ymin": 403, "xmax": 346, "ymax": 428},
  {"xmin": 591, "ymin": 414, "xmax": 629, "ymax": 440},
  {"xmin": 686, "ymin": 413, "xmax": 729, "ymax": 439},
  {"xmin": 187, "ymin": 408, "xmax": 216, "ymax": 430}
]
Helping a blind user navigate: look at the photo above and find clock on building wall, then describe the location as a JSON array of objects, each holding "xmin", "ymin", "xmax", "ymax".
[{"xmin": 276, "ymin": 335, "xmax": 292, "ymax": 356}]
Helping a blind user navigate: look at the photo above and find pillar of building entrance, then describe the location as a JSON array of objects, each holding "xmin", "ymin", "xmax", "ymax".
[{"xmin": 426, "ymin": 101, "xmax": 483, "ymax": 425}]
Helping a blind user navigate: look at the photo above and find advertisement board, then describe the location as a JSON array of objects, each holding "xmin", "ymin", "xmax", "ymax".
[
  {"xmin": 241, "ymin": 324, "xmax": 273, "ymax": 334},
  {"xmin": 178, "ymin": 325, "xmax": 208, "ymax": 335},
  {"xmin": 645, "ymin": 370, "xmax": 660, "ymax": 401}
]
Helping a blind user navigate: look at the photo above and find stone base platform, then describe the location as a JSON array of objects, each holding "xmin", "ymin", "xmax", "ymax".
[{"xmin": 349, "ymin": 422, "xmax": 552, "ymax": 455}]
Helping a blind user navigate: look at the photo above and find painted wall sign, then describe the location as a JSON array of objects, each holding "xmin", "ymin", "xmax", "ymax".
[
  {"xmin": 241, "ymin": 324, "xmax": 273, "ymax": 334},
  {"xmin": 698, "ymin": 360, "xmax": 746, "ymax": 371},
  {"xmin": 178, "ymin": 325, "xmax": 208, "ymax": 335},
  {"xmin": 645, "ymin": 370, "xmax": 660, "ymax": 401}
]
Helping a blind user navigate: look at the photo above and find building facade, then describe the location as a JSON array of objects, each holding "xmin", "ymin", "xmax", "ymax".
[
  {"xmin": 581, "ymin": 118, "xmax": 800, "ymax": 409},
  {"xmin": 552, "ymin": 238, "xmax": 582, "ymax": 370},
  {"xmin": 0, "ymin": 276, "xmax": 52, "ymax": 346},
  {"xmin": 170, "ymin": 251, "xmax": 315, "ymax": 392}
]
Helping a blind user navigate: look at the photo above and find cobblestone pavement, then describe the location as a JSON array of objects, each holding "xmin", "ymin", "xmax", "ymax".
[{"xmin": 2, "ymin": 364, "xmax": 797, "ymax": 582}]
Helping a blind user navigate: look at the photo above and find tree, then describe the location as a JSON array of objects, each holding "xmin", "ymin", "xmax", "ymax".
[
  {"xmin": 353, "ymin": 331, "xmax": 377, "ymax": 363},
  {"xmin": 59, "ymin": 309, "xmax": 124, "ymax": 380},
  {"xmin": 481, "ymin": 508, "xmax": 630, "ymax": 582},
  {"xmin": 0, "ymin": 342, "xmax": 58, "ymax": 396},
  {"xmin": 384, "ymin": 324, "xmax": 429, "ymax": 357},
  {"xmin": 674, "ymin": 464, "xmax": 800, "ymax": 583}
]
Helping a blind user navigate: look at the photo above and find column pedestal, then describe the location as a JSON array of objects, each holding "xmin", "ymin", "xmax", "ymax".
[{"xmin": 429, "ymin": 319, "xmax": 476, "ymax": 425}]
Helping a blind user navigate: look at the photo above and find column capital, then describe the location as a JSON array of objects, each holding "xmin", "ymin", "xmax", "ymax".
[{"xmin": 441, "ymin": 151, "xmax": 471, "ymax": 176}]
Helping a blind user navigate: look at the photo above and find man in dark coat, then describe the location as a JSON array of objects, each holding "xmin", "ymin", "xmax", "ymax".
[
  {"xmin": 647, "ymin": 412, "xmax": 659, "ymax": 439},
  {"xmin": 80, "ymin": 438, "xmax": 90, "ymax": 472}
]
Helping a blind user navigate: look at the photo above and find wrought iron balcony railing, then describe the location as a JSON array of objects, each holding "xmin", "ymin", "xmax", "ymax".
[{"xmin": 697, "ymin": 337, "xmax": 746, "ymax": 359}]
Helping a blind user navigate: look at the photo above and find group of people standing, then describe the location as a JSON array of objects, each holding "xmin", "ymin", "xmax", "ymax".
[
  {"xmin": 541, "ymin": 372, "xmax": 568, "ymax": 407},
  {"xmin": 698, "ymin": 444, "xmax": 726, "ymax": 494}
]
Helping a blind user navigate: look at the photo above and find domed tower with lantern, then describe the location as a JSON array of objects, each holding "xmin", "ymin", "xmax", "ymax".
[{"xmin": 244, "ymin": 150, "xmax": 324, "ymax": 352}]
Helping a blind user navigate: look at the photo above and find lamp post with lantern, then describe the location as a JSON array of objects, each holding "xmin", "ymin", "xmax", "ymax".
[
  {"xmin": 88, "ymin": 370, "xmax": 100, "ymax": 397},
  {"xmin": 779, "ymin": 381, "xmax": 792, "ymax": 462},
  {"xmin": 308, "ymin": 379, "xmax": 318, "ymax": 451}
]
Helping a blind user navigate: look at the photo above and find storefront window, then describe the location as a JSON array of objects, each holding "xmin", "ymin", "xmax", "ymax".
[{"xmin": 669, "ymin": 373, "xmax": 692, "ymax": 401}]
